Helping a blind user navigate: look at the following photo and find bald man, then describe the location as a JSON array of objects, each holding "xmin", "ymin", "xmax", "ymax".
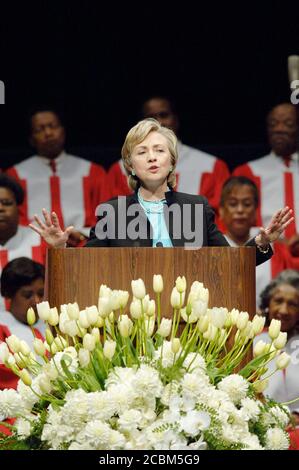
[{"xmin": 233, "ymin": 103, "xmax": 299, "ymax": 239}]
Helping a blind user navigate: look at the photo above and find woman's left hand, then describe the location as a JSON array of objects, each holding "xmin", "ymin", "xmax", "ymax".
[{"xmin": 255, "ymin": 206, "xmax": 294, "ymax": 246}]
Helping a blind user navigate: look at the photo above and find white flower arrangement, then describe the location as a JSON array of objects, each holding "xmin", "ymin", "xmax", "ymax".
[{"xmin": 0, "ymin": 276, "xmax": 292, "ymax": 450}]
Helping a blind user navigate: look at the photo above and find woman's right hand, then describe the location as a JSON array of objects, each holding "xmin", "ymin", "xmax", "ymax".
[{"xmin": 29, "ymin": 209, "xmax": 74, "ymax": 248}]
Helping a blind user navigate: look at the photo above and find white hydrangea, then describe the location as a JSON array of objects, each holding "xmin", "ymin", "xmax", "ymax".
[
  {"xmin": 87, "ymin": 390, "xmax": 117, "ymax": 421},
  {"xmin": 105, "ymin": 366, "xmax": 136, "ymax": 388},
  {"xmin": 268, "ymin": 406, "xmax": 290, "ymax": 428},
  {"xmin": 265, "ymin": 427, "xmax": 289, "ymax": 450},
  {"xmin": 217, "ymin": 374, "xmax": 249, "ymax": 404},
  {"xmin": 60, "ymin": 389, "xmax": 89, "ymax": 429},
  {"xmin": 180, "ymin": 410, "xmax": 210, "ymax": 436},
  {"xmin": 240, "ymin": 397, "xmax": 261, "ymax": 422},
  {"xmin": 118, "ymin": 409, "xmax": 143, "ymax": 432},
  {"xmin": 0, "ymin": 389, "xmax": 25, "ymax": 420},
  {"xmin": 15, "ymin": 413, "xmax": 38, "ymax": 438},
  {"xmin": 180, "ymin": 372, "xmax": 211, "ymax": 401},
  {"xmin": 132, "ymin": 364, "xmax": 163, "ymax": 399}
]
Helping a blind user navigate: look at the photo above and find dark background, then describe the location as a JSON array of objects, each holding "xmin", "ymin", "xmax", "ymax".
[{"xmin": 1, "ymin": 1, "xmax": 299, "ymax": 170}]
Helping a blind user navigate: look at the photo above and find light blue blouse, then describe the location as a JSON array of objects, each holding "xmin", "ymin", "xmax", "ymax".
[{"xmin": 137, "ymin": 191, "xmax": 173, "ymax": 247}]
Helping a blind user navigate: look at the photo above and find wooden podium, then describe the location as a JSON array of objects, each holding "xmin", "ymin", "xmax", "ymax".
[{"xmin": 45, "ymin": 247, "xmax": 256, "ymax": 318}]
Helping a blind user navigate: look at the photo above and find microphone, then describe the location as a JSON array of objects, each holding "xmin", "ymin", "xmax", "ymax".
[{"xmin": 156, "ymin": 242, "xmax": 164, "ymax": 247}]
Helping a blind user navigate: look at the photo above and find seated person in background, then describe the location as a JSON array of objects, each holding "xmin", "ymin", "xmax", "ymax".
[
  {"xmin": 6, "ymin": 108, "xmax": 108, "ymax": 247},
  {"xmin": 219, "ymin": 176, "xmax": 294, "ymax": 308},
  {"xmin": 233, "ymin": 103, "xmax": 299, "ymax": 239},
  {"xmin": 257, "ymin": 270, "xmax": 299, "ymax": 431},
  {"xmin": 30, "ymin": 118, "xmax": 292, "ymax": 268},
  {"xmin": 0, "ymin": 257, "xmax": 45, "ymax": 390},
  {"xmin": 107, "ymin": 96, "xmax": 230, "ymax": 212},
  {"xmin": 0, "ymin": 174, "xmax": 44, "ymax": 309}
]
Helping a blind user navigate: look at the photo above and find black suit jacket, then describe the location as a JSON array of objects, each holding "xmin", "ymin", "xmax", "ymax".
[{"xmin": 86, "ymin": 191, "xmax": 272, "ymax": 266}]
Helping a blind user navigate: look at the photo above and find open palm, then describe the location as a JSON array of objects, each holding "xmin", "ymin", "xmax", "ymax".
[
  {"xmin": 255, "ymin": 206, "xmax": 294, "ymax": 245},
  {"xmin": 29, "ymin": 209, "xmax": 74, "ymax": 248}
]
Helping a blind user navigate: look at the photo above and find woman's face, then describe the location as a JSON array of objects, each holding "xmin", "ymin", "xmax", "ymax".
[
  {"xmin": 10, "ymin": 277, "xmax": 45, "ymax": 324},
  {"xmin": 130, "ymin": 131, "xmax": 172, "ymax": 190},
  {"xmin": 268, "ymin": 284, "xmax": 299, "ymax": 332}
]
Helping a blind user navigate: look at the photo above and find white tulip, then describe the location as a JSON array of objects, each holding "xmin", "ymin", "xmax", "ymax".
[
  {"xmin": 209, "ymin": 307, "xmax": 227, "ymax": 329},
  {"xmin": 99, "ymin": 284, "xmax": 112, "ymax": 298},
  {"xmin": 276, "ymin": 352, "xmax": 291, "ymax": 370},
  {"xmin": 170, "ymin": 287, "xmax": 181, "ymax": 308},
  {"xmin": 33, "ymin": 339, "xmax": 46, "ymax": 357},
  {"xmin": 6, "ymin": 335, "xmax": 21, "ymax": 353},
  {"xmin": 253, "ymin": 340, "xmax": 268, "ymax": 357},
  {"xmin": 253, "ymin": 378, "xmax": 269, "ymax": 393},
  {"xmin": 91, "ymin": 328, "xmax": 100, "ymax": 343},
  {"xmin": 110, "ymin": 291, "xmax": 121, "ymax": 310},
  {"xmin": 78, "ymin": 310, "xmax": 91, "ymax": 329},
  {"xmin": 153, "ymin": 274, "xmax": 163, "ymax": 293},
  {"xmin": 64, "ymin": 320, "xmax": 79, "ymax": 337},
  {"xmin": 78, "ymin": 348, "xmax": 90, "ymax": 367},
  {"xmin": 192, "ymin": 299, "xmax": 207, "ymax": 318},
  {"xmin": 7, "ymin": 353, "xmax": 16, "ymax": 366},
  {"xmin": 203, "ymin": 324, "xmax": 218, "ymax": 341},
  {"xmin": 118, "ymin": 291, "xmax": 129, "ymax": 309},
  {"xmin": 118, "ymin": 315, "xmax": 133, "ymax": 338},
  {"xmin": 59, "ymin": 311, "xmax": 69, "ymax": 334},
  {"xmin": 83, "ymin": 334, "xmax": 96, "ymax": 351},
  {"xmin": 269, "ymin": 319, "xmax": 281, "ymax": 340},
  {"xmin": 98, "ymin": 297, "xmax": 112, "ymax": 318},
  {"xmin": 103, "ymin": 340, "xmax": 116, "ymax": 360},
  {"xmin": 230, "ymin": 308, "xmax": 240, "ymax": 325},
  {"xmin": 175, "ymin": 276, "xmax": 187, "ymax": 293},
  {"xmin": 66, "ymin": 302, "xmax": 80, "ymax": 320},
  {"xmin": 142, "ymin": 294, "xmax": 150, "ymax": 313},
  {"xmin": 131, "ymin": 279, "xmax": 146, "ymax": 299},
  {"xmin": 19, "ymin": 340, "xmax": 31, "ymax": 357},
  {"xmin": 145, "ymin": 317, "xmax": 156, "ymax": 337},
  {"xmin": 0, "ymin": 342, "xmax": 9, "ymax": 363},
  {"xmin": 157, "ymin": 318, "xmax": 172, "ymax": 337},
  {"xmin": 26, "ymin": 307, "xmax": 36, "ymax": 326},
  {"xmin": 36, "ymin": 301, "xmax": 51, "ymax": 321},
  {"xmin": 146, "ymin": 299, "xmax": 156, "ymax": 317},
  {"xmin": 95, "ymin": 315, "xmax": 104, "ymax": 328},
  {"xmin": 19, "ymin": 369, "xmax": 32, "ymax": 386},
  {"xmin": 171, "ymin": 338, "xmax": 181, "ymax": 354},
  {"xmin": 86, "ymin": 306, "xmax": 99, "ymax": 325},
  {"xmin": 252, "ymin": 315, "xmax": 266, "ymax": 335},
  {"xmin": 273, "ymin": 332, "xmax": 288, "ymax": 350},
  {"xmin": 130, "ymin": 300, "xmax": 142, "ymax": 319},
  {"xmin": 236, "ymin": 311, "xmax": 249, "ymax": 331},
  {"xmin": 48, "ymin": 307, "xmax": 59, "ymax": 326},
  {"xmin": 45, "ymin": 328, "xmax": 54, "ymax": 345},
  {"xmin": 197, "ymin": 315, "xmax": 209, "ymax": 333},
  {"xmin": 190, "ymin": 281, "xmax": 203, "ymax": 294}
]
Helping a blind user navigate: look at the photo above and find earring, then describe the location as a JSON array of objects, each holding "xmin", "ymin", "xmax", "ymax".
[
  {"xmin": 169, "ymin": 166, "xmax": 173, "ymax": 173},
  {"xmin": 131, "ymin": 169, "xmax": 136, "ymax": 176}
]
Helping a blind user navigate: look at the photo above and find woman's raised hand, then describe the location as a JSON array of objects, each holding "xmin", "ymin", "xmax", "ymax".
[{"xmin": 29, "ymin": 208, "xmax": 74, "ymax": 248}]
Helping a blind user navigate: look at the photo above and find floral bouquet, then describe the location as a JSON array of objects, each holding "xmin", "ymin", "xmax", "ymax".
[{"xmin": 0, "ymin": 276, "xmax": 292, "ymax": 450}]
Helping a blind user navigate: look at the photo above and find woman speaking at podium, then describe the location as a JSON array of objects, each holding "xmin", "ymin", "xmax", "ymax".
[{"xmin": 30, "ymin": 119, "xmax": 293, "ymax": 266}]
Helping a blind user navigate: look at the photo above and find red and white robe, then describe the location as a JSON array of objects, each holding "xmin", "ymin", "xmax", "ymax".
[
  {"xmin": 6, "ymin": 151, "xmax": 109, "ymax": 236},
  {"xmin": 0, "ymin": 226, "xmax": 45, "ymax": 310},
  {"xmin": 107, "ymin": 142, "xmax": 230, "ymax": 212},
  {"xmin": 233, "ymin": 152, "xmax": 299, "ymax": 239}
]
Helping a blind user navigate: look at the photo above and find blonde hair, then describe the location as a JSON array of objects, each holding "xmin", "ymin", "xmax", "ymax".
[{"xmin": 121, "ymin": 118, "xmax": 178, "ymax": 191}]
